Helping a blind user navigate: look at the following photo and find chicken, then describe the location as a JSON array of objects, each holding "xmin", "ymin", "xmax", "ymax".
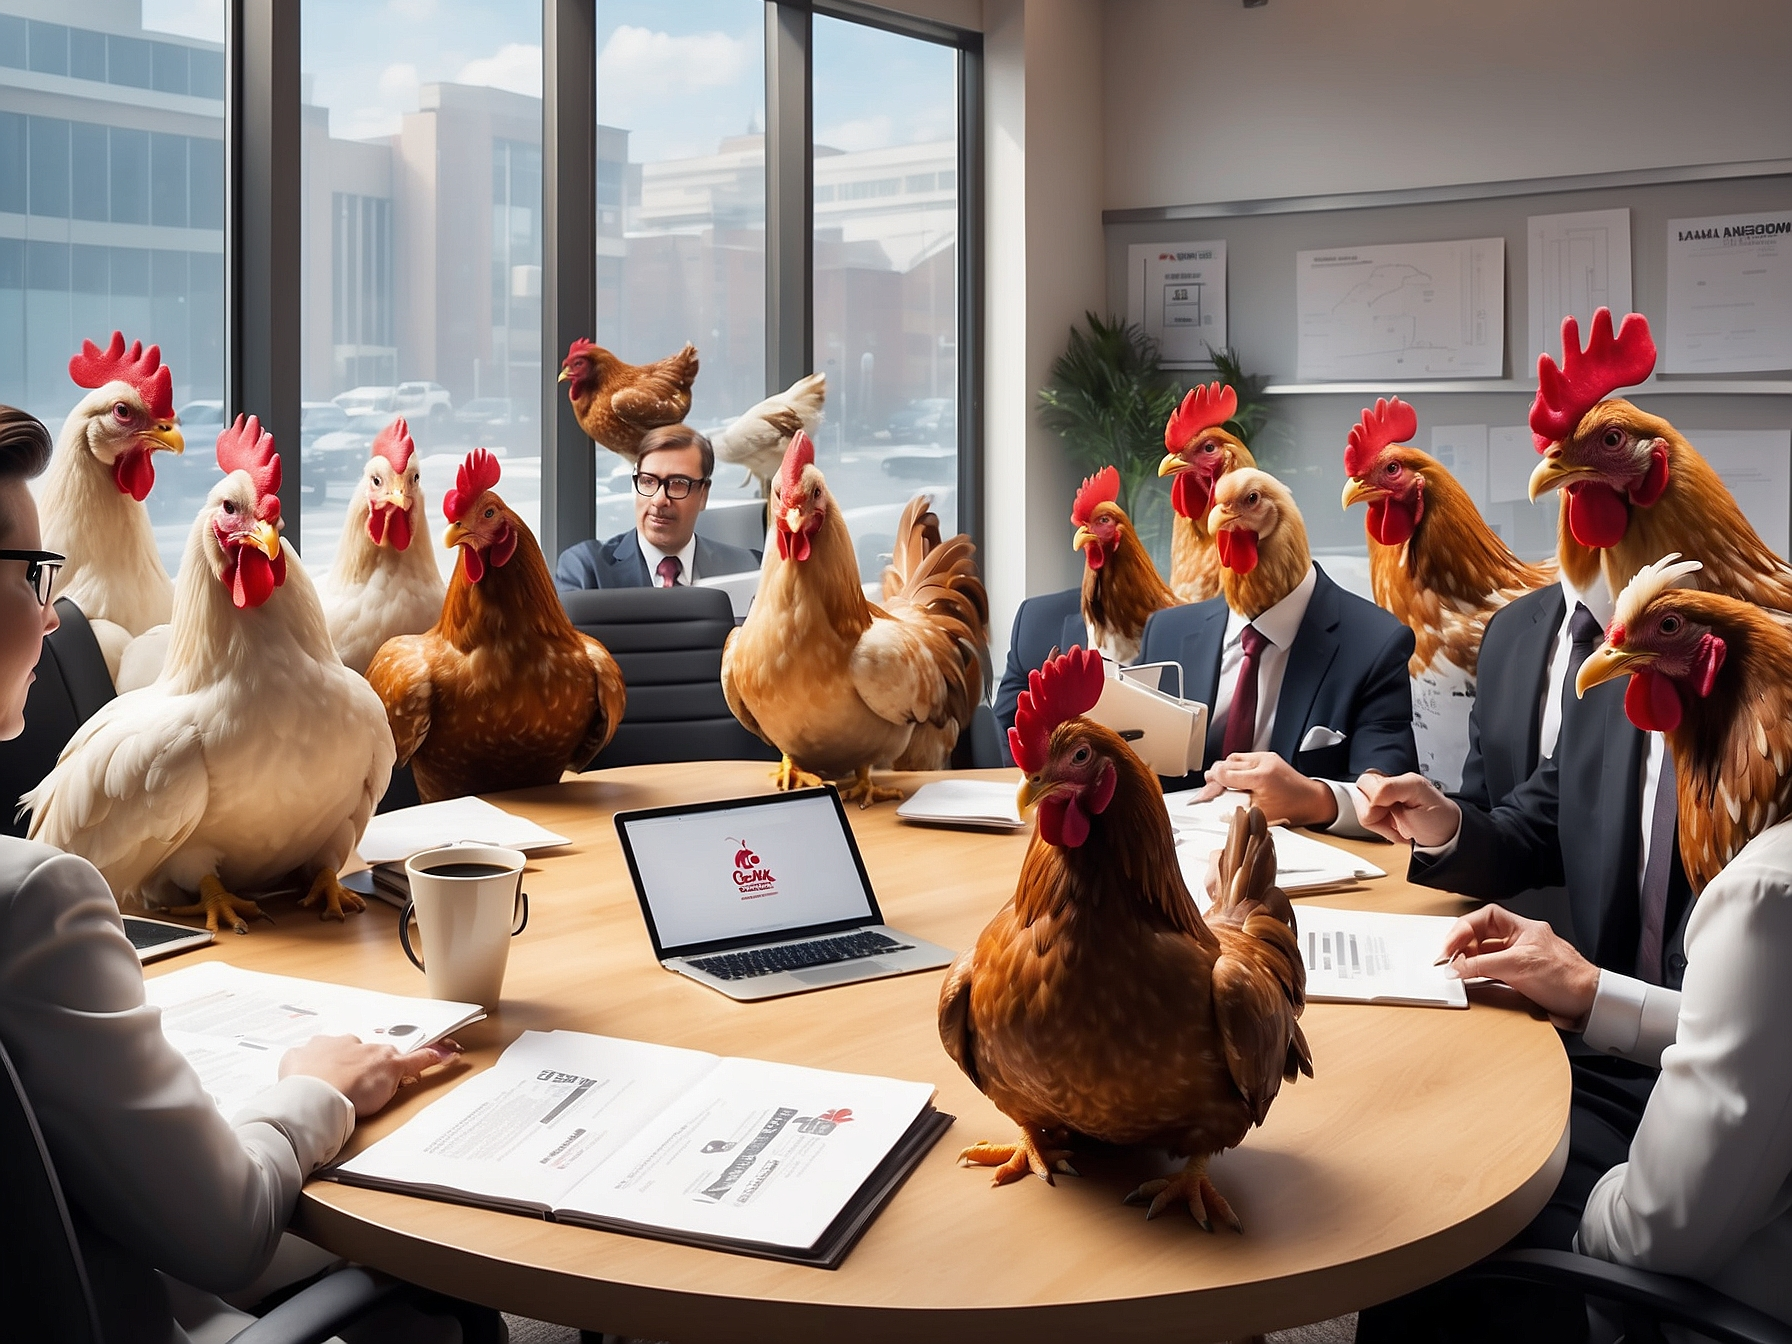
[
  {"xmin": 366, "ymin": 449, "xmax": 627, "ymax": 803},
  {"xmin": 39, "ymin": 332, "xmax": 186, "ymax": 679},
  {"xmin": 1528, "ymin": 308, "xmax": 1792, "ymax": 606},
  {"xmin": 557, "ymin": 337, "xmax": 699, "ymax": 464},
  {"xmin": 1342, "ymin": 397, "xmax": 1554, "ymax": 790},
  {"xmin": 24, "ymin": 415, "xmax": 393, "ymax": 934},
  {"xmin": 318, "ymin": 419, "xmax": 445, "ymax": 675},
  {"xmin": 711, "ymin": 372, "xmax": 827, "ymax": 497},
  {"xmin": 1576, "ymin": 554, "xmax": 1792, "ymax": 896},
  {"xmin": 939, "ymin": 646, "xmax": 1310, "ymax": 1227},
  {"xmin": 1071, "ymin": 464, "xmax": 1178, "ymax": 664},
  {"xmin": 1208, "ymin": 468, "xmax": 1311, "ymax": 620},
  {"xmin": 720, "ymin": 430, "xmax": 988, "ymax": 806},
  {"xmin": 1157, "ymin": 382, "xmax": 1257, "ymax": 602}
]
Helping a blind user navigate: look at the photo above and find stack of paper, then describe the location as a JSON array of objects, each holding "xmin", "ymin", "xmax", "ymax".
[
  {"xmin": 895, "ymin": 779, "xmax": 1025, "ymax": 832},
  {"xmin": 1294, "ymin": 908, "xmax": 1467, "ymax": 1009},
  {"xmin": 1165, "ymin": 790, "xmax": 1385, "ymax": 894},
  {"xmin": 348, "ymin": 797, "xmax": 571, "ymax": 907}
]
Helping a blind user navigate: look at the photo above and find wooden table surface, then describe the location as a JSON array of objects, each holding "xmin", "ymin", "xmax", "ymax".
[{"xmin": 149, "ymin": 763, "xmax": 1570, "ymax": 1342}]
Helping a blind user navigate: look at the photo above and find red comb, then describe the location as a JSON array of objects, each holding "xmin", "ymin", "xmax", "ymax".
[
  {"xmin": 1008, "ymin": 646, "xmax": 1106, "ymax": 775},
  {"xmin": 1164, "ymin": 383, "xmax": 1238, "ymax": 451},
  {"xmin": 1530, "ymin": 309, "xmax": 1656, "ymax": 450},
  {"xmin": 215, "ymin": 415, "xmax": 282, "ymax": 523},
  {"xmin": 776, "ymin": 429, "xmax": 816, "ymax": 503},
  {"xmin": 444, "ymin": 448, "xmax": 502, "ymax": 522},
  {"xmin": 1070, "ymin": 465, "xmax": 1121, "ymax": 527},
  {"xmin": 1344, "ymin": 397, "xmax": 1419, "ymax": 477},
  {"xmin": 371, "ymin": 418, "xmax": 415, "ymax": 472},
  {"xmin": 563, "ymin": 337, "xmax": 596, "ymax": 364},
  {"xmin": 68, "ymin": 332, "xmax": 175, "ymax": 421}
]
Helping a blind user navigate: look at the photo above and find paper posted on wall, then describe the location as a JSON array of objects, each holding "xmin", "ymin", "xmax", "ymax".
[
  {"xmin": 1127, "ymin": 242, "xmax": 1228, "ymax": 367},
  {"xmin": 1666, "ymin": 211, "xmax": 1792, "ymax": 373}
]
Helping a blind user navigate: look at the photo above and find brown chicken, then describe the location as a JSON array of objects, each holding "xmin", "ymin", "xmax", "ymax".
[
  {"xmin": 1577, "ymin": 554, "xmax": 1792, "ymax": 894},
  {"xmin": 1527, "ymin": 309, "xmax": 1792, "ymax": 606},
  {"xmin": 366, "ymin": 449, "xmax": 627, "ymax": 802},
  {"xmin": 1208, "ymin": 468, "xmax": 1311, "ymax": 620},
  {"xmin": 939, "ymin": 647, "xmax": 1310, "ymax": 1227},
  {"xmin": 557, "ymin": 337, "xmax": 699, "ymax": 463},
  {"xmin": 1071, "ymin": 464, "xmax": 1177, "ymax": 664},
  {"xmin": 1158, "ymin": 383, "xmax": 1256, "ymax": 602},
  {"xmin": 721, "ymin": 431, "xmax": 987, "ymax": 806}
]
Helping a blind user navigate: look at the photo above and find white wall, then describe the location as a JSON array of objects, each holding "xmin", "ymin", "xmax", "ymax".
[{"xmin": 1103, "ymin": 0, "xmax": 1792, "ymax": 210}]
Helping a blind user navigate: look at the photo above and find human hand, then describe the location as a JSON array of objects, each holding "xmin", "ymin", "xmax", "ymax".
[
  {"xmin": 1201, "ymin": 752, "xmax": 1338, "ymax": 827},
  {"xmin": 1355, "ymin": 770, "xmax": 1461, "ymax": 847},
  {"xmin": 279, "ymin": 1034, "xmax": 461, "ymax": 1119},
  {"xmin": 1438, "ymin": 906, "xmax": 1600, "ymax": 1029}
]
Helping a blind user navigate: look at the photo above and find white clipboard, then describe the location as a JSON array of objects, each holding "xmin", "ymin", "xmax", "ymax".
[{"xmin": 1087, "ymin": 657, "xmax": 1209, "ymax": 778}]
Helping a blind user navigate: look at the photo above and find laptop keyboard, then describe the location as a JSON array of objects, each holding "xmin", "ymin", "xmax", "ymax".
[{"xmin": 687, "ymin": 930, "xmax": 913, "ymax": 981}]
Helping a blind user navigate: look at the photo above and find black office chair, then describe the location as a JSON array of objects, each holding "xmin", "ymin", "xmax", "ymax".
[
  {"xmin": 562, "ymin": 586, "xmax": 779, "ymax": 769},
  {"xmin": 1461, "ymin": 1247, "xmax": 1792, "ymax": 1344},
  {"xmin": 2, "ymin": 599, "xmax": 116, "ymax": 839}
]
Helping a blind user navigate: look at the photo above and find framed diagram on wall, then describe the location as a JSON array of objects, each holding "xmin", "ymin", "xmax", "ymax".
[{"xmin": 1125, "ymin": 241, "xmax": 1227, "ymax": 367}]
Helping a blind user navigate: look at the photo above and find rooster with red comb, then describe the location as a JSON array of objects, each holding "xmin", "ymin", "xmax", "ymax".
[
  {"xmin": 1070, "ymin": 464, "xmax": 1178, "ymax": 663},
  {"xmin": 24, "ymin": 416, "xmax": 396, "ymax": 933},
  {"xmin": 939, "ymin": 647, "xmax": 1310, "ymax": 1227},
  {"xmin": 38, "ymin": 332, "xmax": 188, "ymax": 680},
  {"xmin": 1157, "ymin": 382, "xmax": 1257, "ymax": 602}
]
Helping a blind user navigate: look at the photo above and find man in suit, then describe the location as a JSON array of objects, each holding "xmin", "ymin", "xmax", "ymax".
[
  {"xmin": 555, "ymin": 424, "xmax": 760, "ymax": 591},
  {"xmin": 991, "ymin": 587, "xmax": 1083, "ymax": 764}
]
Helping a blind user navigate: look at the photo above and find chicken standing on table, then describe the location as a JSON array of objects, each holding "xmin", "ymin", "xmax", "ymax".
[
  {"xmin": 24, "ymin": 416, "xmax": 393, "ymax": 933},
  {"xmin": 367, "ymin": 449, "xmax": 627, "ymax": 803},
  {"xmin": 39, "ymin": 332, "xmax": 186, "ymax": 681},
  {"xmin": 1157, "ymin": 382, "xmax": 1256, "ymax": 603},
  {"xmin": 557, "ymin": 337, "xmax": 698, "ymax": 464},
  {"xmin": 1342, "ymin": 397, "xmax": 1553, "ymax": 791},
  {"xmin": 1070, "ymin": 464, "xmax": 1178, "ymax": 664},
  {"xmin": 939, "ymin": 646, "xmax": 1310, "ymax": 1228},
  {"xmin": 721, "ymin": 430, "xmax": 988, "ymax": 805},
  {"xmin": 710, "ymin": 372, "xmax": 827, "ymax": 500},
  {"xmin": 318, "ymin": 418, "xmax": 445, "ymax": 675}
]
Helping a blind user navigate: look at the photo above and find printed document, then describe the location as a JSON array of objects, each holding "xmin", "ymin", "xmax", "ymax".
[
  {"xmin": 1127, "ymin": 241, "xmax": 1228, "ymax": 367},
  {"xmin": 1527, "ymin": 209, "xmax": 1633, "ymax": 366},
  {"xmin": 1296, "ymin": 238, "xmax": 1505, "ymax": 379},
  {"xmin": 1164, "ymin": 791, "xmax": 1385, "ymax": 896},
  {"xmin": 357, "ymin": 796, "xmax": 570, "ymax": 865},
  {"xmin": 897, "ymin": 779, "xmax": 1025, "ymax": 831},
  {"xmin": 1296, "ymin": 908, "xmax": 1467, "ymax": 1008},
  {"xmin": 1666, "ymin": 211, "xmax": 1792, "ymax": 372}
]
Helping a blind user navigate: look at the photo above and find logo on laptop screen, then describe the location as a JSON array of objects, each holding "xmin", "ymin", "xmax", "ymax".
[{"xmin": 727, "ymin": 838, "xmax": 778, "ymax": 899}]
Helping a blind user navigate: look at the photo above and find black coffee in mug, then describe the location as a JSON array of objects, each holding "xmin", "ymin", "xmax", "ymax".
[{"xmin": 421, "ymin": 862, "xmax": 514, "ymax": 879}]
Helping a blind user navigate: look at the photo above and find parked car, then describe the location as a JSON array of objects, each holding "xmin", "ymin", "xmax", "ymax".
[
  {"xmin": 301, "ymin": 401, "xmax": 350, "ymax": 449},
  {"xmin": 455, "ymin": 397, "xmax": 518, "ymax": 431},
  {"xmin": 333, "ymin": 386, "xmax": 398, "ymax": 423},
  {"xmin": 394, "ymin": 381, "xmax": 454, "ymax": 432},
  {"xmin": 880, "ymin": 445, "xmax": 956, "ymax": 483},
  {"xmin": 886, "ymin": 398, "xmax": 953, "ymax": 444},
  {"xmin": 307, "ymin": 427, "xmax": 376, "ymax": 484}
]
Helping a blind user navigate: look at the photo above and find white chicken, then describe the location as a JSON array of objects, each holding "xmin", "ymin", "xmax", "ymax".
[
  {"xmin": 710, "ymin": 372, "xmax": 827, "ymax": 497},
  {"xmin": 24, "ymin": 415, "xmax": 394, "ymax": 934},
  {"xmin": 318, "ymin": 418, "xmax": 444, "ymax": 675},
  {"xmin": 39, "ymin": 332, "xmax": 185, "ymax": 681}
]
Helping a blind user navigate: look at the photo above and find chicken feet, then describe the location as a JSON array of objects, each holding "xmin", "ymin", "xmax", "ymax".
[
  {"xmin": 835, "ymin": 765, "xmax": 904, "ymax": 809},
  {"xmin": 772, "ymin": 754, "xmax": 824, "ymax": 792},
  {"xmin": 169, "ymin": 874, "xmax": 264, "ymax": 936},
  {"xmin": 1124, "ymin": 1155, "xmax": 1242, "ymax": 1231},
  {"xmin": 960, "ymin": 1125, "xmax": 1079, "ymax": 1186},
  {"xmin": 299, "ymin": 869, "xmax": 367, "ymax": 922}
]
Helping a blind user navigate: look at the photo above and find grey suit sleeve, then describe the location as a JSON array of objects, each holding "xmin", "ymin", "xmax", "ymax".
[
  {"xmin": 1344, "ymin": 622, "xmax": 1419, "ymax": 777},
  {"xmin": 0, "ymin": 846, "xmax": 354, "ymax": 1294},
  {"xmin": 1410, "ymin": 750, "xmax": 1566, "ymax": 900},
  {"xmin": 555, "ymin": 543, "xmax": 595, "ymax": 592}
]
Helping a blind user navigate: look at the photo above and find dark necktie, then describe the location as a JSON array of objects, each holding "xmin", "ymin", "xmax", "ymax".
[
  {"xmin": 655, "ymin": 555, "xmax": 682, "ymax": 588},
  {"xmin": 1636, "ymin": 746, "xmax": 1677, "ymax": 984},
  {"xmin": 1565, "ymin": 602, "xmax": 1603, "ymax": 703},
  {"xmin": 1217, "ymin": 625, "xmax": 1269, "ymax": 760}
]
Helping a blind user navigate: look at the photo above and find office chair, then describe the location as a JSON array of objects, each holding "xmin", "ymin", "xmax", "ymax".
[
  {"xmin": 1462, "ymin": 1247, "xmax": 1792, "ymax": 1344},
  {"xmin": 1, "ymin": 599, "xmax": 116, "ymax": 839},
  {"xmin": 562, "ymin": 586, "xmax": 779, "ymax": 768}
]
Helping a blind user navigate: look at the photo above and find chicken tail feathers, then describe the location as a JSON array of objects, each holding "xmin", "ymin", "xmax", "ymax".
[{"xmin": 1212, "ymin": 806, "xmax": 1295, "ymax": 929}]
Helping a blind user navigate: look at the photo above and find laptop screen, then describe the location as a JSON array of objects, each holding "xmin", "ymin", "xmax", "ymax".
[{"xmin": 617, "ymin": 791, "xmax": 879, "ymax": 956}]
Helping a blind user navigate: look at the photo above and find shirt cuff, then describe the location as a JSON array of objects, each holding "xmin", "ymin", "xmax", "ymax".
[
  {"xmin": 1412, "ymin": 815, "xmax": 1463, "ymax": 860},
  {"xmin": 1320, "ymin": 781, "xmax": 1374, "ymax": 839},
  {"xmin": 231, "ymin": 1076, "xmax": 357, "ymax": 1175},
  {"xmin": 1581, "ymin": 968, "xmax": 1681, "ymax": 1067}
]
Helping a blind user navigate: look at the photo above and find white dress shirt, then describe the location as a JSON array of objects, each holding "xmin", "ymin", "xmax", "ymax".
[
  {"xmin": 1577, "ymin": 818, "xmax": 1792, "ymax": 1326},
  {"xmin": 638, "ymin": 533, "xmax": 698, "ymax": 586}
]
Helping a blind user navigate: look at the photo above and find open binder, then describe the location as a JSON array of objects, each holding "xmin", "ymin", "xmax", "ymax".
[{"xmin": 1087, "ymin": 659, "xmax": 1210, "ymax": 778}]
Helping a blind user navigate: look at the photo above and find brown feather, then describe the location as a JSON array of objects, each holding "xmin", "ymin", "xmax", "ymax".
[
  {"xmin": 1167, "ymin": 431, "xmax": 1256, "ymax": 603},
  {"xmin": 567, "ymin": 343, "xmax": 699, "ymax": 461},
  {"xmin": 1080, "ymin": 501, "xmax": 1179, "ymax": 664}
]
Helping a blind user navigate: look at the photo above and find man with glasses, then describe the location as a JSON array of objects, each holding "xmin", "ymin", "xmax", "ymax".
[{"xmin": 554, "ymin": 424, "xmax": 761, "ymax": 591}]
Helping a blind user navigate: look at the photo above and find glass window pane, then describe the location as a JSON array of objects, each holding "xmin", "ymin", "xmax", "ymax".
[
  {"xmin": 0, "ymin": 6, "xmax": 225, "ymax": 573},
  {"xmin": 301, "ymin": 0, "xmax": 544, "ymax": 577},
  {"xmin": 591, "ymin": 1, "xmax": 765, "ymax": 548},
  {"xmin": 151, "ymin": 40, "xmax": 189, "ymax": 95},
  {"xmin": 811, "ymin": 16, "xmax": 959, "ymax": 582}
]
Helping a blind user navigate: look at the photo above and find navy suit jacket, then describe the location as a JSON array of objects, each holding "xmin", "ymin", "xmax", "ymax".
[
  {"xmin": 1457, "ymin": 583, "xmax": 1564, "ymax": 812},
  {"xmin": 555, "ymin": 529, "xmax": 761, "ymax": 593},
  {"xmin": 1138, "ymin": 564, "xmax": 1417, "ymax": 786},
  {"xmin": 992, "ymin": 587, "xmax": 1085, "ymax": 765}
]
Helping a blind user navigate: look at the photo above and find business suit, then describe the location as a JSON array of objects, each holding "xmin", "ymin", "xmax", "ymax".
[
  {"xmin": 555, "ymin": 529, "xmax": 762, "ymax": 593},
  {"xmin": 992, "ymin": 587, "xmax": 1085, "ymax": 764},
  {"xmin": 1137, "ymin": 564, "xmax": 1418, "ymax": 785},
  {"xmin": 1457, "ymin": 583, "xmax": 1564, "ymax": 812}
]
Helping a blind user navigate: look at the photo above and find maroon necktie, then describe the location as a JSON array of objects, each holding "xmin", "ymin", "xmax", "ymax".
[
  {"xmin": 1219, "ymin": 624, "xmax": 1269, "ymax": 758},
  {"xmin": 655, "ymin": 555, "xmax": 682, "ymax": 588}
]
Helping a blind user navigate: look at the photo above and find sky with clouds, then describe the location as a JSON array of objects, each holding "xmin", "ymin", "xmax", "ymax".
[{"xmin": 140, "ymin": 0, "xmax": 956, "ymax": 161}]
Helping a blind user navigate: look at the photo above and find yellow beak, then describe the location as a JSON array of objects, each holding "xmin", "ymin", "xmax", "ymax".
[
  {"xmin": 1341, "ymin": 477, "xmax": 1380, "ymax": 510},
  {"xmin": 247, "ymin": 521, "xmax": 280, "ymax": 559},
  {"xmin": 1575, "ymin": 644, "xmax": 1648, "ymax": 698},
  {"xmin": 1016, "ymin": 776, "xmax": 1043, "ymax": 813},
  {"xmin": 556, "ymin": 366, "xmax": 572, "ymax": 384},
  {"xmin": 1072, "ymin": 525, "xmax": 1095, "ymax": 552},
  {"xmin": 383, "ymin": 487, "xmax": 410, "ymax": 514},
  {"xmin": 784, "ymin": 507, "xmax": 803, "ymax": 533},
  {"xmin": 444, "ymin": 521, "xmax": 470, "ymax": 549},
  {"xmin": 145, "ymin": 422, "xmax": 186, "ymax": 455},
  {"xmin": 1158, "ymin": 452, "xmax": 1190, "ymax": 478},
  {"xmin": 1528, "ymin": 456, "xmax": 1599, "ymax": 502},
  {"xmin": 1208, "ymin": 506, "xmax": 1238, "ymax": 533}
]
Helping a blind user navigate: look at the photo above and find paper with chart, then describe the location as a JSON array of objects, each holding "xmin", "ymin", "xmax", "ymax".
[
  {"xmin": 1666, "ymin": 211, "xmax": 1792, "ymax": 372},
  {"xmin": 1296, "ymin": 238, "xmax": 1504, "ymax": 380},
  {"xmin": 1528, "ymin": 209, "xmax": 1632, "ymax": 365},
  {"xmin": 1128, "ymin": 241, "xmax": 1227, "ymax": 367},
  {"xmin": 1297, "ymin": 908, "xmax": 1467, "ymax": 1009},
  {"xmin": 1689, "ymin": 428, "xmax": 1792, "ymax": 557}
]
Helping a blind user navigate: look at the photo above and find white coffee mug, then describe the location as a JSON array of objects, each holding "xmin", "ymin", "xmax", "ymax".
[{"xmin": 400, "ymin": 844, "xmax": 530, "ymax": 1009}]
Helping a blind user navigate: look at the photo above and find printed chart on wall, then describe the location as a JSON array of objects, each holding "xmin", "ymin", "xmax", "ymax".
[
  {"xmin": 1665, "ymin": 211, "xmax": 1792, "ymax": 372},
  {"xmin": 1127, "ymin": 242, "xmax": 1228, "ymax": 367},
  {"xmin": 1296, "ymin": 238, "xmax": 1505, "ymax": 380},
  {"xmin": 1528, "ymin": 209, "xmax": 1633, "ymax": 366},
  {"xmin": 1691, "ymin": 429, "xmax": 1792, "ymax": 557}
]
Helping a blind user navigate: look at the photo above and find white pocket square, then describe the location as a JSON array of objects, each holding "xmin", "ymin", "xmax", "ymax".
[{"xmin": 1299, "ymin": 726, "xmax": 1346, "ymax": 751}]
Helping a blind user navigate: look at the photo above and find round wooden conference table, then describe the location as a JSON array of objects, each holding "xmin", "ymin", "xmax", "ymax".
[{"xmin": 148, "ymin": 762, "xmax": 1570, "ymax": 1343}]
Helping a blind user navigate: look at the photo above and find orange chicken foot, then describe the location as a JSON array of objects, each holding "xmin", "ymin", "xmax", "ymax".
[
  {"xmin": 960, "ymin": 1125, "xmax": 1079, "ymax": 1186},
  {"xmin": 773, "ymin": 754, "xmax": 825, "ymax": 792},
  {"xmin": 1125, "ymin": 1155, "xmax": 1242, "ymax": 1232},
  {"xmin": 835, "ymin": 765, "xmax": 903, "ymax": 809},
  {"xmin": 169, "ymin": 874, "xmax": 264, "ymax": 936},
  {"xmin": 299, "ymin": 869, "xmax": 367, "ymax": 923}
]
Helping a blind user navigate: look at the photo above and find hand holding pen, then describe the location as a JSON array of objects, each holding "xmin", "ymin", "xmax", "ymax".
[{"xmin": 1434, "ymin": 904, "xmax": 1602, "ymax": 1031}]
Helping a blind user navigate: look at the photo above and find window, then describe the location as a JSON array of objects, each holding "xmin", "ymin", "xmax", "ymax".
[
  {"xmin": 0, "ymin": 3, "xmax": 227, "ymax": 574},
  {"xmin": 299, "ymin": 0, "xmax": 544, "ymax": 577}
]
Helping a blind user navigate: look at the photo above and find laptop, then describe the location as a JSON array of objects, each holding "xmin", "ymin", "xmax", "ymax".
[{"xmin": 613, "ymin": 787, "xmax": 956, "ymax": 1001}]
